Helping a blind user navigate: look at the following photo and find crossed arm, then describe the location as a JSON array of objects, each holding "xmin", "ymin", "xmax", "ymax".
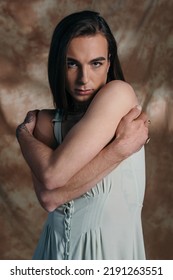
[
  {"xmin": 32, "ymin": 109, "xmax": 148, "ymax": 211},
  {"xmin": 16, "ymin": 81, "xmax": 149, "ymax": 211}
]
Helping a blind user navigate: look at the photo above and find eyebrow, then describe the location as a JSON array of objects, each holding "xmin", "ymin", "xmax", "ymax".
[{"xmin": 67, "ymin": 57, "xmax": 106, "ymax": 63}]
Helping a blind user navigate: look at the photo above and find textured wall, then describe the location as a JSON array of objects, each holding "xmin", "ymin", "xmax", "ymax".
[{"xmin": 0, "ymin": 0, "xmax": 173, "ymax": 259}]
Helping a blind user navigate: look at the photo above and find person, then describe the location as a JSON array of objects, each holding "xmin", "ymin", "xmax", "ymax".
[{"xmin": 16, "ymin": 10, "xmax": 149, "ymax": 260}]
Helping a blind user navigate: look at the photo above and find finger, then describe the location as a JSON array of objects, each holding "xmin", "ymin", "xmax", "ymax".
[
  {"xmin": 24, "ymin": 110, "xmax": 39, "ymax": 123},
  {"xmin": 123, "ymin": 105, "xmax": 142, "ymax": 122},
  {"xmin": 145, "ymin": 137, "xmax": 151, "ymax": 144},
  {"xmin": 136, "ymin": 111, "xmax": 148, "ymax": 123},
  {"xmin": 16, "ymin": 123, "xmax": 28, "ymax": 139},
  {"xmin": 24, "ymin": 111, "xmax": 35, "ymax": 123}
]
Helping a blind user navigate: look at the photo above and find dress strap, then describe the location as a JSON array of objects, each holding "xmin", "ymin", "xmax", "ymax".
[{"xmin": 52, "ymin": 109, "xmax": 64, "ymax": 144}]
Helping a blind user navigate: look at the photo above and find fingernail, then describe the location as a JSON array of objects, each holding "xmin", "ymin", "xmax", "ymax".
[{"xmin": 136, "ymin": 105, "xmax": 142, "ymax": 111}]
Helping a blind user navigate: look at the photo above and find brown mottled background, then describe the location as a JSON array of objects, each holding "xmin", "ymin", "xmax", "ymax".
[{"xmin": 0, "ymin": 0, "xmax": 173, "ymax": 260}]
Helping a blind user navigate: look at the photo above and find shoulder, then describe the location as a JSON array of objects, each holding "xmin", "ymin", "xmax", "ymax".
[
  {"xmin": 34, "ymin": 109, "xmax": 58, "ymax": 149},
  {"xmin": 37, "ymin": 109, "xmax": 56, "ymax": 121},
  {"xmin": 87, "ymin": 80, "xmax": 138, "ymax": 119},
  {"xmin": 35, "ymin": 109, "xmax": 56, "ymax": 131},
  {"xmin": 101, "ymin": 80, "xmax": 137, "ymax": 102}
]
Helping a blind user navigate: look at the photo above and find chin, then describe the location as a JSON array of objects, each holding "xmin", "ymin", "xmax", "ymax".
[{"xmin": 75, "ymin": 95, "xmax": 93, "ymax": 103}]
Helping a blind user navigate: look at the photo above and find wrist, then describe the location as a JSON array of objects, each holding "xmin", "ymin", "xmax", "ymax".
[
  {"xmin": 107, "ymin": 137, "xmax": 129, "ymax": 165},
  {"xmin": 113, "ymin": 137, "xmax": 131, "ymax": 160}
]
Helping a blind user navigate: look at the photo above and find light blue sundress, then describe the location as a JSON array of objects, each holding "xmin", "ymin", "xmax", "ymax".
[{"xmin": 33, "ymin": 109, "xmax": 146, "ymax": 260}]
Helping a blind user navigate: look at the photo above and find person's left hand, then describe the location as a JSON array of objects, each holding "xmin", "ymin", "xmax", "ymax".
[{"xmin": 16, "ymin": 110, "xmax": 39, "ymax": 139}]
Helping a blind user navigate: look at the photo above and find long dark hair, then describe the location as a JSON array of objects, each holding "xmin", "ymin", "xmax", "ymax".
[{"xmin": 48, "ymin": 10, "xmax": 125, "ymax": 111}]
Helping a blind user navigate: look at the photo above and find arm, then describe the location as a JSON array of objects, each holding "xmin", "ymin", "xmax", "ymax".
[
  {"xmin": 30, "ymin": 107, "xmax": 148, "ymax": 212},
  {"xmin": 17, "ymin": 81, "xmax": 140, "ymax": 189}
]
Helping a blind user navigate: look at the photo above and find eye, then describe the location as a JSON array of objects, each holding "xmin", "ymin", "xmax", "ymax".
[
  {"xmin": 67, "ymin": 61, "xmax": 78, "ymax": 69},
  {"xmin": 92, "ymin": 61, "xmax": 103, "ymax": 68}
]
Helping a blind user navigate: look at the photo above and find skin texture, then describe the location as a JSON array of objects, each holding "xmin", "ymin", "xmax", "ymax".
[
  {"xmin": 16, "ymin": 35, "xmax": 149, "ymax": 211},
  {"xmin": 32, "ymin": 106, "xmax": 148, "ymax": 212},
  {"xmin": 65, "ymin": 35, "xmax": 110, "ymax": 104},
  {"xmin": 17, "ymin": 105, "xmax": 148, "ymax": 212}
]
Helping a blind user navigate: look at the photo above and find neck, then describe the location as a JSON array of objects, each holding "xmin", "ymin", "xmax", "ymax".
[
  {"xmin": 72, "ymin": 100, "xmax": 90, "ymax": 113},
  {"xmin": 67, "ymin": 93, "xmax": 91, "ymax": 113}
]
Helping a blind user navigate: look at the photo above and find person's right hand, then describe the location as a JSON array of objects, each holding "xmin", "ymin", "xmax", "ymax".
[
  {"xmin": 115, "ymin": 106, "xmax": 150, "ymax": 158},
  {"xmin": 16, "ymin": 110, "xmax": 39, "ymax": 140}
]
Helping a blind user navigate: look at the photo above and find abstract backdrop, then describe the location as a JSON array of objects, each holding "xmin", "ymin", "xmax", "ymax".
[{"xmin": 0, "ymin": 0, "xmax": 173, "ymax": 259}]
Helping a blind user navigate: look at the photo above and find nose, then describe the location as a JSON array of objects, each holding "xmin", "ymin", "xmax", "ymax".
[{"xmin": 78, "ymin": 66, "xmax": 89, "ymax": 85}]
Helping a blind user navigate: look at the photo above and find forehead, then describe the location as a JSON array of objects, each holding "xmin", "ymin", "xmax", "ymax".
[{"xmin": 66, "ymin": 34, "xmax": 108, "ymax": 60}]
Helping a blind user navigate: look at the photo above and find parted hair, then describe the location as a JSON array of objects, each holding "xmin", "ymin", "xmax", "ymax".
[{"xmin": 48, "ymin": 10, "xmax": 125, "ymax": 111}]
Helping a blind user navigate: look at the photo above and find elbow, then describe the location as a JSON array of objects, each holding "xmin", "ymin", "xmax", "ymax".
[
  {"xmin": 44, "ymin": 204, "xmax": 57, "ymax": 213},
  {"xmin": 38, "ymin": 191, "xmax": 57, "ymax": 213},
  {"xmin": 42, "ymin": 168, "xmax": 65, "ymax": 190},
  {"xmin": 42, "ymin": 203, "xmax": 56, "ymax": 213}
]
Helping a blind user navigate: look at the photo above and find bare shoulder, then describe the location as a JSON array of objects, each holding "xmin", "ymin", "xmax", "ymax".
[
  {"xmin": 87, "ymin": 80, "xmax": 138, "ymax": 120},
  {"xmin": 36, "ymin": 109, "xmax": 56, "ymax": 123},
  {"xmin": 102, "ymin": 80, "xmax": 137, "ymax": 103},
  {"xmin": 34, "ymin": 109, "xmax": 58, "ymax": 149}
]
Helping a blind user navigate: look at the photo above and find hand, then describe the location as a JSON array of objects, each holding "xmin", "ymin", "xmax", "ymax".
[
  {"xmin": 16, "ymin": 110, "xmax": 39, "ymax": 140},
  {"xmin": 115, "ymin": 106, "xmax": 149, "ymax": 158}
]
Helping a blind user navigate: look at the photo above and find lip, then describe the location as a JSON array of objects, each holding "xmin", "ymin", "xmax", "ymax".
[{"xmin": 75, "ymin": 89, "xmax": 94, "ymax": 95}]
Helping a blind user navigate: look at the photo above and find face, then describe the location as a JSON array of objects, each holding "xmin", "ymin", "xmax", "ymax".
[{"xmin": 65, "ymin": 34, "xmax": 110, "ymax": 104}]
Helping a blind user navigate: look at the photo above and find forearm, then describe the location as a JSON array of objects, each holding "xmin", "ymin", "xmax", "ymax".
[
  {"xmin": 19, "ymin": 106, "xmax": 148, "ymax": 211},
  {"xmin": 17, "ymin": 122, "xmax": 121, "ymax": 191},
  {"xmin": 17, "ymin": 126, "xmax": 53, "ymax": 186},
  {"xmin": 18, "ymin": 124, "xmax": 113, "ymax": 191},
  {"xmin": 37, "ymin": 138, "xmax": 126, "ymax": 211},
  {"xmin": 17, "ymin": 120, "xmax": 118, "ymax": 197},
  {"xmin": 17, "ymin": 124, "xmax": 124, "ymax": 211}
]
